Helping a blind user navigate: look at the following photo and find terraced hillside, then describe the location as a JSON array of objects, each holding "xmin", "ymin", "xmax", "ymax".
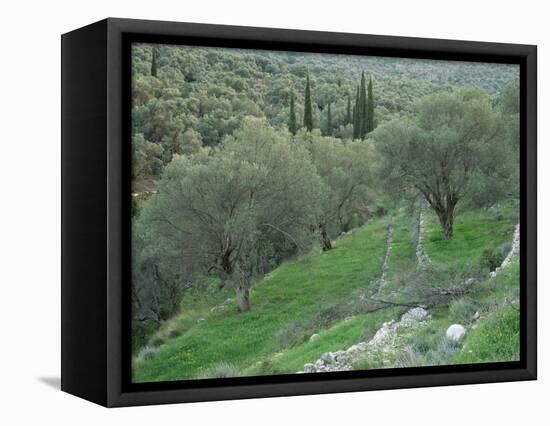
[{"xmin": 133, "ymin": 204, "xmax": 519, "ymax": 382}]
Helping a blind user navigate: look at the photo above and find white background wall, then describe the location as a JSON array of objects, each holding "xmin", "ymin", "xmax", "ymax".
[{"xmin": 0, "ymin": 0, "xmax": 546, "ymax": 423}]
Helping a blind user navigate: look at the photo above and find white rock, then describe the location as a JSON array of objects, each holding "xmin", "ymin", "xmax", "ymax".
[
  {"xmin": 309, "ymin": 333, "xmax": 319, "ymax": 342},
  {"xmin": 400, "ymin": 307, "xmax": 429, "ymax": 326},
  {"xmin": 303, "ymin": 363, "xmax": 315, "ymax": 373},
  {"xmin": 446, "ymin": 324, "xmax": 466, "ymax": 341},
  {"xmin": 334, "ymin": 351, "xmax": 348, "ymax": 364},
  {"xmin": 321, "ymin": 352, "xmax": 335, "ymax": 364}
]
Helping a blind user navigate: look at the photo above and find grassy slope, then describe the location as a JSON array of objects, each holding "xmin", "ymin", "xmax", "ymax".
[
  {"xmin": 244, "ymin": 212, "xmax": 417, "ymax": 375},
  {"xmin": 393, "ymin": 205, "xmax": 520, "ymax": 367},
  {"xmin": 134, "ymin": 204, "xmax": 520, "ymax": 381},
  {"xmin": 134, "ymin": 219, "xmax": 389, "ymax": 382},
  {"xmin": 451, "ymin": 259, "xmax": 520, "ymax": 364},
  {"xmin": 423, "ymin": 207, "xmax": 516, "ymax": 269}
]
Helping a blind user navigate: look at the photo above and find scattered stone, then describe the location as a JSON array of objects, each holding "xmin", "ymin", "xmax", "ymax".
[
  {"xmin": 303, "ymin": 363, "xmax": 315, "ymax": 373},
  {"xmin": 416, "ymin": 209, "xmax": 431, "ymax": 267},
  {"xmin": 490, "ymin": 224, "xmax": 520, "ymax": 278},
  {"xmin": 472, "ymin": 311, "xmax": 480, "ymax": 321},
  {"xmin": 273, "ymin": 352, "xmax": 284, "ymax": 359},
  {"xmin": 377, "ymin": 221, "xmax": 393, "ymax": 290},
  {"xmin": 446, "ymin": 324, "xmax": 466, "ymax": 342},
  {"xmin": 197, "ymin": 318, "xmax": 206, "ymax": 323},
  {"xmin": 309, "ymin": 333, "xmax": 319, "ymax": 342},
  {"xmin": 400, "ymin": 307, "xmax": 430, "ymax": 327},
  {"xmin": 321, "ymin": 352, "xmax": 336, "ymax": 364},
  {"xmin": 300, "ymin": 307, "xmax": 430, "ymax": 373}
]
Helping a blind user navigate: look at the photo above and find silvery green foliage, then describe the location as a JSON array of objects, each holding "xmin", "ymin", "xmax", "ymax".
[
  {"xmin": 295, "ymin": 129, "xmax": 374, "ymax": 244},
  {"xmin": 372, "ymin": 88, "xmax": 512, "ymax": 239},
  {"xmin": 135, "ymin": 117, "xmax": 324, "ymax": 312}
]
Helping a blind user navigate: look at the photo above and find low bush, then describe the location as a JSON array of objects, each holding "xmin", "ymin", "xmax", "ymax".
[
  {"xmin": 276, "ymin": 302, "xmax": 356, "ymax": 349},
  {"xmin": 411, "ymin": 331, "xmax": 439, "ymax": 355},
  {"xmin": 200, "ymin": 362, "xmax": 241, "ymax": 379},
  {"xmin": 275, "ymin": 324, "xmax": 310, "ymax": 349},
  {"xmin": 138, "ymin": 346, "xmax": 158, "ymax": 361},
  {"xmin": 449, "ymin": 297, "xmax": 479, "ymax": 325},
  {"xmin": 149, "ymin": 334, "xmax": 167, "ymax": 347},
  {"xmin": 398, "ymin": 346, "xmax": 424, "ymax": 368},
  {"xmin": 425, "ymin": 337, "xmax": 462, "ymax": 366},
  {"xmin": 480, "ymin": 247, "xmax": 504, "ymax": 272}
]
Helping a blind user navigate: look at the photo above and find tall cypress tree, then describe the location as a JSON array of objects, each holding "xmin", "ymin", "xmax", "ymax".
[
  {"xmin": 367, "ymin": 76, "xmax": 375, "ymax": 133},
  {"xmin": 289, "ymin": 91, "xmax": 297, "ymax": 135},
  {"xmin": 346, "ymin": 95, "xmax": 352, "ymax": 125},
  {"xmin": 353, "ymin": 86, "xmax": 360, "ymax": 139},
  {"xmin": 326, "ymin": 102, "xmax": 332, "ymax": 136},
  {"xmin": 151, "ymin": 48, "xmax": 158, "ymax": 77},
  {"xmin": 303, "ymin": 75, "xmax": 313, "ymax": 131},
  {"xmin": 359, "ymin": 71, "xmax": 368, "ymax": 139}
]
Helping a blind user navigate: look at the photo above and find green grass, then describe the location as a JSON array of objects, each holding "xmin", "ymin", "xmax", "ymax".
[
  {"xmin": 381, "ymin": 213, "xmax": 417, "ymax": 295},
  {"xmin": 451, "ymin": 306, "xmax": 520, "ymax": 364},
  {"xmin": 133, "ymin": 204, "xmax": 520, "ymax": 381},
  {"xmin": 451, "ymin": 259, "xmax": 520, "ymax": 364},
  {"xmin": 133, "ymin": 219, "xmax": 389, "ymax": 382},
  {"xmin": 243, "ymin": 307, "xmax": 403, "ymax": 375},
  {"xmin": 423, "ymin": 208, "xmax": 515, "ymax": 271}
]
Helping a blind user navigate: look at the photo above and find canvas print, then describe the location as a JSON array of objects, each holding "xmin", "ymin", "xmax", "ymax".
[{"xmin": 130, "ymin": 43, "xmax": 520, "ymax": 383}]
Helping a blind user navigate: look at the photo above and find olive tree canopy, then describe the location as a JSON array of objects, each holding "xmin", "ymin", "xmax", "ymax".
[
  {"xmin": 296, "ymin": 129, "xmax": 374, "ymax": 250},
  {"xmin": 373, "ymin": 88, "xmax": 508, "ymax": 239},
  {"xmin": 136, "ymin": 117, "xmax": 323, "ymax": 312}
]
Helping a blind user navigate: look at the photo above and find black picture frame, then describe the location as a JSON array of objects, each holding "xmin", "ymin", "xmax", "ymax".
[{"xmin": 61, "ymin": 17, "xmax": 537, "ymax": 407}]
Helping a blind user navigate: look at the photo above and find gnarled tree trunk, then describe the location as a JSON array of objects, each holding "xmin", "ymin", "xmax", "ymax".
[
  {"xmin": 235, "ymin": 283, "xmax": 250, "ymax": 313},
  {"xmin": 319, "ymin": 222, "xmax": 332, "ymax": 251},
  {"xmin": 435, "ymin": 203, "xmax": 456, "ymax": 240}
]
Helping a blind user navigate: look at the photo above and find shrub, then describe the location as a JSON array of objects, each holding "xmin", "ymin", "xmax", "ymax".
[
  {"xmin": 449, "ymin": 297, "xmax": 479, "ymax": 325},
  {"xmin": 411, "ymin": 331, "xmax": 439, "ymax": 355},
  {"xmin": 255, "ymin": 360, "xmax": 286, "ymax": 375},
  {"xmin": 426, "ymin": 337, "xmax": 462, "ymax": 365},
  {"xmin": 149, "ymin": 334, "xmax": 166, "ymax": 347},
  {"xmin": 398, "ymin": 347, "xmax": 424, "ymax": 368},
  {"xmin": 314, "ymin": 304, "xmax": 350, "ymax": 327},
  {"xmin": 276, "ymin": 302, "xmax": 354, "ymax": 349},
  {"xmin": 275, "ymin": 324, "xmax": 310, "ymax": 349},
  {"xmin": 168, "ymin": 328, "xmax": 182, "ymax": 339},
  {"xmin": 201, "ymin": 362, "xmax": 241, "ymax": 379},
  {"xmin": 131, "ymin": 320, "xmax": 160, "ymax": 354},
  {"xmin": 480, "ymin": 247, "xmax": 504, "ymax": 271},
  {"xmin": 138, "ymin": 346, "xmax": 157, "ymax": 361},
  {"xmin": 374, "ymin": 205, "xmax": 388, "ymax": 218}
]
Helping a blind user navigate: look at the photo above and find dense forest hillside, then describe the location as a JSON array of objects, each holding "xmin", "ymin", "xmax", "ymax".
[
  {"xmin": 130, "ymin": 42, "xmax": 520, "ymax": 382},
  {"xmin": 131, "ymin": 44, "xmax": 518, "ymax": 191}
]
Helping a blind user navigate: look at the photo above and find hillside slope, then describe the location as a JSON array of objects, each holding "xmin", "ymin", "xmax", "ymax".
[{"xmin": 133, "ymin": 205, "xmax": 519, "ymax": 382}]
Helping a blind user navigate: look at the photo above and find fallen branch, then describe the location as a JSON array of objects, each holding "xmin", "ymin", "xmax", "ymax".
[{"xmin": 369, "ymin": 297, "xmax": 427, "ymax": 309}]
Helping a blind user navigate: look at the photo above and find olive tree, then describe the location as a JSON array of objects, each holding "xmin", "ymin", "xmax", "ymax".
[
  {"xmin": 132, "ymin": 220, "xmax": 189, "ymax": 324},
  {"xmin": 373, "ymin": 88, "xmax": 504, "ymax": 239},
  {"xmin": 138, "ymin": 118, "xmax": 323, "ymax": 312},
  {"xmin": 296, "ymin": 129, "xmax": 374, "ymax": 250}
]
